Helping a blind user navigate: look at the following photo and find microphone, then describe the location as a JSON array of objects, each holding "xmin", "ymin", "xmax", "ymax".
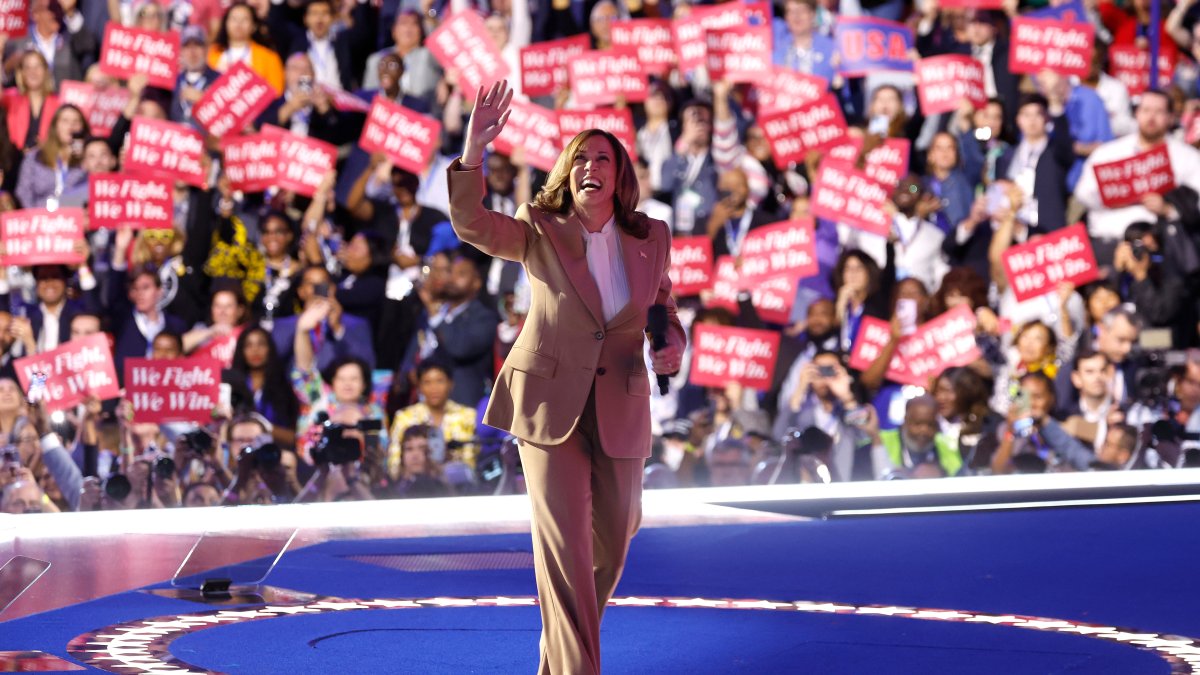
[{"xmin": 647, "ymin": 304, "xmax": 670, "ymax": 396}]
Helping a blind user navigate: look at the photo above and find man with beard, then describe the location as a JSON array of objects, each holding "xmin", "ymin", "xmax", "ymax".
[
  {"xmin": 399, "ymin": 251, "xmax": 499, "ymax": 408},
  {"xmin": 706, "ymin": 167, "xmax": 774, "ymax": 259},
  {"xmin": 1075, "ymin": 90, "xmax": 1200, "ymax": 265},
  {"xmin": 871, "ymin": 396, "xmax": 963, "ymax": 479},
  {"xmin": 768, "ymin": 298, "xmax": 841, "ymax": 415},
  {"xmin": 839, "ymin": 174, "xmax": 949, "ymax": 294}
]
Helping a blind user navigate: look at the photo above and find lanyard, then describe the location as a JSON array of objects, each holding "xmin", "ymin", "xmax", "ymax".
[
  {"xmin": 681, "ymin": 153, "xmax": 706, "ymax": 192},
  {"xmin": 724, "ymin": 210, "xmax": 752, "ymax": 257}
]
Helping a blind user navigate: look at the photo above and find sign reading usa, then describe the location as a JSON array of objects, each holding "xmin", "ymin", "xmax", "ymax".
[{"xmin": 834, "ymin": 17, "xmax": 913, "ymax": 76}]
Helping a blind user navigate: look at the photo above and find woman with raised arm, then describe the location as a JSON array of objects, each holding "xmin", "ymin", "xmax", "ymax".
[{"xmin": 448, "ymin": 80, "xmax": 686, "ymax": 674}]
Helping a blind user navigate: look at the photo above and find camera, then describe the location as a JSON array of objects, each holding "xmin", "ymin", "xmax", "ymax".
[
  {"xmin": 1, "ymin": 444, "xmax": 19, "ymax": 468},
  {"xmin": 154, "ymin": 455, "xmax": 176, "ymax": 480},
  {"xmin": 238, "ymin": 440, "xmax": 282, "ymax": 469},
  {"xmin": 104, "ymin": 473, "xmax": 132, "ymax": 501},
  {"xmin": 179, "ymin": 428, "xmax": 214, "ymax": 455},
  {"xmin": 312, "ymin": 422, "xmax": 363, "ymax": 465},
  {"xmin": 817, "ymin": 365, "xmax": 836, "ymax": 378},
  {"xmin": 312, "ymin": 282, "xmax": 331, "ymax": 298},
  {"xmin": 298, "ymin": 76, "xmax": 313, "ymax": 94},
  {"xmin": 1130, "ymin": 239, "xmax": 1148, "ymax": 262}
]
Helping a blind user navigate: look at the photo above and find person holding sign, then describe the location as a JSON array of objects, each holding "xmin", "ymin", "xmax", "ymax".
[
  {"xmin": 207, "ymin": 3, "xmax": 284, "ymax": 94},
  {"xmin": 448, "ymin": 80, "xmax": 685, "ymax": 674}
]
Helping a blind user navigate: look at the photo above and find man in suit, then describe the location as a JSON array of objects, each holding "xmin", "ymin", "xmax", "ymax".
[
  {"xmin": 110, "ymin": 269, "xmax": 187, "ymax": 383},
  {"xmin": 660, "ymin": 100, "xmax": 719, "ymax": 237},
  {"xmin": 20, "ymin": 265, "xmax": 99, "ymax": 355},
  {"xmin": 450, "ymin": 82, "xmax": 686, "ymax": 674},
  {"xmin": 965, "ymin": 10, "xmax": 1020, "ymax": 127},
  {"xmin": 170, "ymin": 26, "xmax": 221, "ymax": 127},
  {"xmin": 995, "ymin": 93, "xmax": 1075, "ymax": 233},
  {"xmin": 272, "ymin": 265, "xmax": 376, "ymax": 373},
  {"xmin": 399, "ymin": 252, "xmax": 498, "ymax": 408},
  {"xmin": 1055, "ymin": 307, "xmax": 1141, "ymax": 419},
  {"xmin": 255, "ymin": 54, "xmax": 351, "ymax": 145},
  {"xmin": 273, "ymin": 0, "xmax": 365, "ymax": 92},
  {"xmin": 2, "ymin": 0, "xmax": 84, "ymax": 86}
]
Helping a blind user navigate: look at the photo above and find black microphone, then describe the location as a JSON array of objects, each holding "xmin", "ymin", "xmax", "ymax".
[{"xmin": 647, "ymin": 304, "xmax": 670, "ymax": 396}]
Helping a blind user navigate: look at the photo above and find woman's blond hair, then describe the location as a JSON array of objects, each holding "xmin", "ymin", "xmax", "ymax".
[
  {"xmin": 15, "ymin": 49, "xmax": 54, "ymax": 97},
  {"xmin": 36, "ymin": 104, "xmax": 89, "ymax": 168},
  {"xmin": 531, "ymin": 129, "xmax": 647, "ymax": 239}
]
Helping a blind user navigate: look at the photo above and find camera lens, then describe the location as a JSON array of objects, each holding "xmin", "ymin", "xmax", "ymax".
[
  {"xmin": 154, "ymin": 456, "xmax": 176, "ymax": 479},
  {"xmin": 104, "ymin": 474, "xmax": 132, "ymax": 501}
]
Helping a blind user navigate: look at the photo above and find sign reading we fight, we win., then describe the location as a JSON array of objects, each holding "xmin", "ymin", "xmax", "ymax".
[
  {"xmin": 15, "ymin": 334, "xmax": 120, "ymax": 412},
  {"xmin": 1002, "ymin": 224, "xmax": 1100, "ymax": 303},
  {"xmin": 690, "ymin": 324, "xmax": 780, "ymax": 391},
  {"xmin": 1091, "ymin": 144, "xmax": 1175, "ymax": 209},
  {"xmin": 125, "ymin": 358, "xmax": 222, "ymax": 424}
]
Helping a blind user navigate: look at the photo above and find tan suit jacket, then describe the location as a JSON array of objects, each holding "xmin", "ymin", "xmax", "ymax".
[{"xmin": 447, "ymin": 160, "xmax": 686, "ymax": 459}]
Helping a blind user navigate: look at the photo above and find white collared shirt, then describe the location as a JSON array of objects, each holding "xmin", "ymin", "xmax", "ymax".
[
  {"xmin": 307, "ymin": 32, "xmax": 340, "ymax": 88},
  {"xmin": 36, "ymin": 302, "xmax": 62, "ymax": 353},
  {"xmin": 581, "ymin": 215, "xmax": 630, "ymax": 323}
]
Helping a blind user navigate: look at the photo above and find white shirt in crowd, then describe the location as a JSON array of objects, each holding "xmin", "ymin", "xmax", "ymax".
[
  {"xmin": 581, "ymin": 216, "xmax": 631, "ymax": 323},
  {"xmin": 838, "ymin": 216, "xmax": 949, "ymax": 294},
  {"xmin": 1074, "ymin": 135, "xmax": 1200, "ymax": 241}
]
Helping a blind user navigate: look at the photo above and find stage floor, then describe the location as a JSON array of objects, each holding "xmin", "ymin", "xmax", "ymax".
[{"xmin": 3, "ymin": 477, "xmax": 1200, "ymax": 674}]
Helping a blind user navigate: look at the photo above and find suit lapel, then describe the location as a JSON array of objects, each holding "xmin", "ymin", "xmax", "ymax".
[
  {"xmin": 607, "ymin": 225, "xmax": 657, "ymax": 329},
  {"xmin": 541, "ymin": 211, "xmax": 606, "ymax": 328}
]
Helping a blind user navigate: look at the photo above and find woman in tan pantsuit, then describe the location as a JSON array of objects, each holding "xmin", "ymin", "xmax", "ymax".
[{"xmin": 448, "ymin": 81, "xmax": 687, "ymax": 674}]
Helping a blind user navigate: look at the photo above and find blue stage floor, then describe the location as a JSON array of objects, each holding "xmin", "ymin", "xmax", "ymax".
[{"xmin": 3, "ymin": 501, "xmax": 1200, "ymax": 673}]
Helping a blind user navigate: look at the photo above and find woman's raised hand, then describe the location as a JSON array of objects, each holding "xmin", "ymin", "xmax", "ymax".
[{"xmin": 462, "ymin": 80, "xmax": 514, "ymax": 166}]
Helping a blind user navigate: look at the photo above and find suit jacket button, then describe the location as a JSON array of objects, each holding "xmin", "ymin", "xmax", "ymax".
[
  {"xmin": 594, "ymin": 331, "xmax": 604, "ymax": 340},
  {"xmin": 597, "ymin": 367, "xmax": 607, "ymax": 375}
]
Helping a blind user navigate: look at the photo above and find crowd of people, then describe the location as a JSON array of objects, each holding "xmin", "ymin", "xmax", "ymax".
[{"xmin": 1, "ymin": 0, "xmax": 1198, "ymax": 515}]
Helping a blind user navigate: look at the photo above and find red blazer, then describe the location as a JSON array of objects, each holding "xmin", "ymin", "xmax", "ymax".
[{"xmin": 5, "ymin": 90, "xmax": 59, "ymax": 150}]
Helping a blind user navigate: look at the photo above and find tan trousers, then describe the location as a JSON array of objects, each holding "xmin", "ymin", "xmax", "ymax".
[{"xmin": 517, "ymin": 387, "xmax": 645, "ymax": 675}]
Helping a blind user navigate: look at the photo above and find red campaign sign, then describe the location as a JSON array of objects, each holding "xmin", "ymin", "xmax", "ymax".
[
  {"xmin": 759, "ymin": 93, "xmax": 848, "ymax": 168},
  {"xmin": 124, "ymin": 357, "xmax": 222, "ymax": 424},
  {"xmin": 14, "ymin": 334, "xmax": 120, "ymax": 412},
  {"xmin": 99, "ymin": 24, "xmax": 180, "ymax": 89},
  {"xmin": 827, "ymin": 137, "xmax": 911, "ymax": 186},
  {"xmin": 320, "ymin": 85, "xmax": 371, "ymax": 113},
  {"xmin": 809, "ymin": 159, "xmax": 891, "ymax": 237},
  {"xmin": 1108, "ymin": 45, "xmax": 1175, "ymax": 96},
  {"xmin": 557, "ymin": 108, "xmax": 638, "ymax": 163},
  {"xmin": 757, "ymin": 68, "xmax": 828, "ymax": 116},
  {"xmin": 568, "ymin": 49, "xmax": 648, "ymax": 107},
  {"xmin": 667, "ymin": 236, "xmax": 713, "ymax": 296},
  {"xmin": 689, "ymin": 324, "xmax": 781, "ymax": 391},
  {"xmin": 358, "ymin": 96, "xmax": 442, "ymax": 175},
  {"xmin": 519, "ymin": 35, "xmax": 589, "ymax": 98},
  {"xmin": 1184, "ymin": 111, "xmax": 1200, "ymax": 146},
  {"xmin": 0, "ymin": 208, "xmax": 85, "ymax": 266},
  {"xmin": 931, "ymin": 0, "xmax": 1003, "ymax": 7},
  {"xmin": 705, "ymin": 25, "xmax": 771, "ymax": 84},
  {"xmin": 672, "ymin": 1, "xmax": 769, "ymax": 73},
  {"xmin": 1009, "ymin": 17, "xmax": 1094, "ymax": 78},
  {"xmin": 223, "ymin": 134, "xmax": 278, "ymax": 193},
  {"xmin": 262, "ymin": 126, "xmax": 336, "ymax": 198},
  {"xmin": 1092, "ymin": 144, "xmax": 1175, "ymax": 209},
  {"xmin": 59, "ymin": 81, "xmax": 130, "ymax": 137},
  {"xmin": 192, "ymin": 62, "xmax": 274, "ymax": 137},
  {"xmin": 125, "ymin": 118, "xmax": 206, "ymax": 187},
  {"xmin": 707, "ymin": 255, "xmax": 796, "ymax": 324},
  {"xmin": 737, "ymin": 219, "xmax": 818, "ymax": 290},
  {"xmin": 673, "ymin": 14, "xmax": 708, "ymax": 74},
  {"xmin": 848, "ymin": 306, "xmax": 980, "ymax": 386},
  {"xmin": 916, "ymin": 55, "xmax": 987, "ymax": 116},
  {"xmin": 193, "ymin": 328, "xmax": 241, "ymax": 369},
  {"xmin": 1002, "ymin": 223, "xmax": 1100, "ymax": 303},
  {"xmin": 0, "ymin": 0, "xmax": 26, "ymax": 37},
  {"xmin": 493, "ymin": 100, "xmax": 560, "ymax": 173},
  {"xmin": 426, "ymin": 11, "xmax": 509, "ymax": 96},
  {"xmin": 88, "ymin": 174, "xmax": 172, "ymax": 230},
  {"xmin": 610, "ymin": 19, "xmax": 674, "ymax": 76}
]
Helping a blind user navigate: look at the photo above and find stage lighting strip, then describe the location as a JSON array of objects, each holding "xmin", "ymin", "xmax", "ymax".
[{"xmin": 65, "ymin": 596, "xmax": 1200, "ymax": 674}]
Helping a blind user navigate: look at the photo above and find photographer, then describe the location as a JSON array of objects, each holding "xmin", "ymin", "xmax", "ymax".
[
  {"xmin": 297, "ymin": 406, "xmax": 379, "ymax": 503},
  {"xmin": 1114, "ymin": 222, "xmax": 1184, "ymax": 331},
  {"xmin": 1126, "ymin": 352, "xmax": 1200, "ymax": 467},
  {"xmin": 221, "ymin": 415, "xmax": 300, "ymax": 505},
  {"xmin": 991, "ymin": 372, "xmax": 1095, "ymax": 474},
  {"xmin": 871, "ymin": 396, "xmax": 963, "ymax": 480},
  {"xmin": 392, "ymin": 424, "xmax": 451, "ymax": 498},
  {"xmin": 771, "ymin": 351, "xmax": 875, "ymax": 482}
]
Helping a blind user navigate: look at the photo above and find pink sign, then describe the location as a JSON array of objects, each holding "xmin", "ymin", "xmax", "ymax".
[
  {"xmin": 125, "ymin": 118, "xmax": 206, "ymax": 187},
  {"xmin": 99, "ymin": 24, "xmax": 180, "ymax": 89},
  {"xmin": 809, "ymin": 159, "xmax": 891, "ymax": 237},
  {"xmin": 827, "ymin": 137, "xmax": 911, "ymax": 186},
  {"xmin": 672, "ymin": 1, "xmax": 768, "ymax": 74},
  {"xmin": 760, "ymin": 93, "xmax": 848, "ymax": 168},
  {"xmin": 1092, "ymin": 144, "xmax": 1175, "ymax": 209},
  {"xmin": 737, "ymin": 219, "xmax": 818, "ymax": 290},
  {"xmin": 668, "ymin": 236, "xmax": 713, "ymax": 297},
  {"xmin": 88, "ymin": 174, "xmax": 172, "ymax": 230},
  {"xmin": 757, "ymin": 68, "xmax": 828, "ymax": 116},
  {"xmin": 556, "ymin": 107, "xmax": 638, "ymax": 163},
  {"xmin": 1185, "ymin": 111, "xmax": 1200, "ymax": 146},
  {"xmin": 15, "ymin": 334, "xmax": 120, "ymax": 412},
  {"xmin": 1108, "ymin": 45, "xmax": 1176, "ymax": 96},
  {"xmin": 192, "ymin": 62, "xmax": 274, "ymax": 137},
  {"xmin": 934, "ymin": 0, "xmax": 1003, "ymax": 7},
  {"xmin": 849, "ymin": 306, "xmax": 980, "ymax": 387},
  {"xmin": 321, "ymin": 85, "xmax": 371, "ymax": 113},
  {"xmin": 192, "ymin": 329, "xmax": 241, "ymax": 369},
  {"xmin": 493, "ymin": 100, "xmax": 560, "ymax": 173},
  {"xmin": 1002, "ymin": 223, "xmax": 1100, "ymax": 303},
  {"xmin": 223, "ymin": 134, "xmax": 279, "ymax": 193},
  {"xmin": 0, "ymin": 208, "xmax": 85, "ymax": 265},
  {"xmin": 358, "ymin": 96, "xmax": 442, "ymax": 175},
  {"xmin": 426, "ymin": 11, "xmax": 509, "ymax": 96},
  {"xmin": 1009, "ymin": 17, "xmax": 1094, "ymax": 78},
  {"xmin": 125, "ymin": 357, "xmax": 222, "ymax": 423},
  {"xmin": 0, "ymin": 0, "xmax": 26, "ymax": 37},
  {"xmin": 916, "ymin": 55, "xmax": 987, "ymax": 115},
  {"xmin": 707, "ymin": 255, "xmax": 796, "ymax": 325},
  {"xmin": 610, "ymin": 19, "xmax": 674, "ymax": 76},
  {"xmin": 568, "ymin": 49, "xmax": 648, "ymax": 107},
  {"xmin": 705, "ymin": 25, "xmax": 771, "ymax": 83},
  {"xmin": 690, "ymin": 324, "xmax": 780, "ymax": 391},
  {"xmin": 519, "ymin": 35, "xmax": 589, "ymax": 98},
  {"xmin": 59, "ymin": 81, "xmax": 130, "ymax": 137},
  {"xmin": 263, "ymin": 126, "xmax": 337, "ymax": 198}
]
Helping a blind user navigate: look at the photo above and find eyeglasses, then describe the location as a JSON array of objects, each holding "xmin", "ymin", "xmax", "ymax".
[
  {"xmin": 261, "ymin": 228, "xmax": 289, "ymax": 237},
  {"xmin": 142, "ymin": 229, "xmax": 175, "ymax": 244},
  {"xmin": 380, "ymin": 61, "xmax": 403, "ymax": 71}
]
